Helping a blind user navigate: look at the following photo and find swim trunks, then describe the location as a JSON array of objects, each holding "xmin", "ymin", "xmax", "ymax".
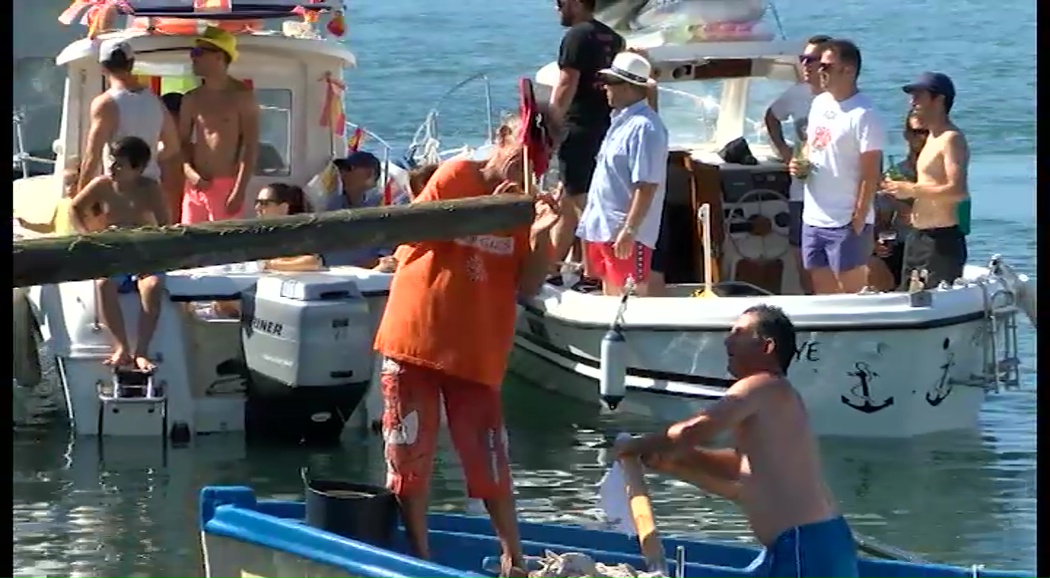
[
  {"xmin": 181, "ymin": 176, "xmax": 240, "ymax": 223},
  {"xmin": 745, "ymin": 516, "xmax": 859, "ymax": 577},
  {"xmin": 110, "ymin": 273, "xmax": 164, "ymax": 295}
]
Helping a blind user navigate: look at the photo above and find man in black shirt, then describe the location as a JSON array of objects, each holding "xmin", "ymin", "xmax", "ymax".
[{"xmin": 549, "ymin": 0, "xmax": 625, "ymax": 267}]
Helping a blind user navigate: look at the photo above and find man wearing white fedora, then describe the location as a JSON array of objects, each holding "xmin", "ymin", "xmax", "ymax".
[{"xmin": 577, "ymin": 51, "xmax": 668, "ymax": 296}]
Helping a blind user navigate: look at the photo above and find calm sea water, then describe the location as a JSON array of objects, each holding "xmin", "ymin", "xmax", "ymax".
[{"xmin": 13, "ymin": 0, "xmax": 1036, "ymax": 575}]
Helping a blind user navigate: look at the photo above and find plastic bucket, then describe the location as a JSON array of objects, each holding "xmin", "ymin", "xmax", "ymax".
[{"xmin": 302, "ymin": 468, "xmax": 398, "ymax": 548}]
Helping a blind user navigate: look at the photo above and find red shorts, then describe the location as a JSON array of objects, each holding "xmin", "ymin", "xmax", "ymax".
[
  {"xmin": 380, "ymin": 358, "xmax": 512, "ymax": 500},
  {"xmin": 584, "ymin": 240, "xmax": 653, "ymax": 287}
]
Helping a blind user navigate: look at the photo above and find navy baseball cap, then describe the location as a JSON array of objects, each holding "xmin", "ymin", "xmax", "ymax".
[
  {"xmin": 333, "ymin": 151, "xmax": 380, "ymax": 173},
  {"xmin": 902, "ymin": 71, "xmax": 956, "ymax": 101}
]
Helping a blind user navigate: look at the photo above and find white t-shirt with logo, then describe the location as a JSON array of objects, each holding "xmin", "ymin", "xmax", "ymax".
[
  {"xmin": 802, "ymin": 91, "xmax": 886, "ymax": 228},
  {"xmin": 768, "ymin": 83, "xmax": 818, "ymax": 202}
]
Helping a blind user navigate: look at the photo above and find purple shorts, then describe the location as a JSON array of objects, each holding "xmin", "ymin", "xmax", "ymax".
[{"xmin": 801, "ymin": 223, "xmax": 873, "ymax": 273}]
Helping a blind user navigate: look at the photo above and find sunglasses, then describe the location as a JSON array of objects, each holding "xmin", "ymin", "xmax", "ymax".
[{"xmin": 798, "ymin": 54, "xmax": 819, "ymax": 65}]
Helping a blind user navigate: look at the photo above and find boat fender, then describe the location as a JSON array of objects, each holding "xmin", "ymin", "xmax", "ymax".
[
  {"xmin": 169, "ymin": 421, "xmax": 192, "ymax": 445},
  {"xmin": 600, "ymin": 329, "xmax": 627, "ymax": 410}
]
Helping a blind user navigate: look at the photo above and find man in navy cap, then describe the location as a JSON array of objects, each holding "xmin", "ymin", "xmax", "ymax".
[
  {"xmin": 322, "ymin": 151, "xmax": 409, "ymax": 268},
  {"xmin": 882, "ymin": 72, "xmax": 970, "ymax": 289}
]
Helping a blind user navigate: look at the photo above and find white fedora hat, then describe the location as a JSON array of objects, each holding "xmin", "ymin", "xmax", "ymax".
[{"xmin": 599, "ymin": 51, "xmax": 657, "ymax": 87}]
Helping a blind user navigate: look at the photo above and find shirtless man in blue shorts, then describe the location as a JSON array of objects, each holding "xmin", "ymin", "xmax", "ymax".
[{"xmin": 616, "ymin": 304, "xmax": 858, "ymax": 578}]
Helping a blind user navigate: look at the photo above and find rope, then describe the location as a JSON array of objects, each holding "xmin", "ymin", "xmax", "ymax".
[{"xmin": 526, "ymin": 551, "xmax": 666, "ymax": 578}]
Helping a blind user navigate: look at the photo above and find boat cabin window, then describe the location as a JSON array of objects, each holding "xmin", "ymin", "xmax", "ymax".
[
  {"xmin": 657, "ymin": 57, "xmax": 800, "ymax": 150},
  {"xmin": 92, "ymin": 59, "xmax": 293, "ymax": 177},
  {"xmin": 255, "ymin": 89, "xmax": 292, "ymax": 176},
  {"xmin": 14, "ymin": 57, "xmax": 67, "ymax": 166}
]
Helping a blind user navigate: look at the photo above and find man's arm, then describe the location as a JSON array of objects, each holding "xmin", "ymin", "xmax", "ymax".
[
  {"xmin": 623, "ymin": 374, "xmax": 774, "ymax": 456},
  {"xmin": 179, "ymin": 93, "xmax": 203, "ymax": 183},
  {"xmin": 623, "ymin": 122, "xmax": 669, "ymax": 232},
  {"xmin": 157, "ymin": 108, "xmax": 181, "ymax": 164},
  {"xmin": 517, "ymin": 232, "xmax": 553, "ymax": 298},
  {"xmin": 233, "ymin": 89, "xmax": 260, "ymax": 199},
  {"xmin": 907, "ymin": 132, "xmax": 970, "ymax": 198},
  {"xmin": 645, "ymin": 447, "xmax": 744, "ymax": 501},
  {"xmin": 68, "ymin": 177, "xmax": 106, "ymax": 233},
  {"xmin": 764, "ymin": 89, "xmax": 794, "ymax": 161},
  {"xmin": 854, "ymin": 109, "xmax": 886, "ymax": 225},
  {"xmin": 77, "ymin": 96, "xmax": 117, "ymax": 192},
  {"xmin": 550, "ymin": 28, "xmax": 585, "ymax": 123},
  {"xmin": 148, "ymin": 180, "xmax": 172, "ymax": 226}
]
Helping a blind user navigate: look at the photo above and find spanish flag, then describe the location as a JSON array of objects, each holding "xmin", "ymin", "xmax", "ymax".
[{"xmin": 347, "ymin": 127, "xmax": 364, "ymax": 152}]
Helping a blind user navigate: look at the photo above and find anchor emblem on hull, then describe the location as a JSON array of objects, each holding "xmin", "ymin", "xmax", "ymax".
[
  {"xmin": 925, "ymin": 338, "xmax": 956, "ymax": 407},
  {"xmin": 841, "ymin": 362, "xmax": 894, "ymax": 414}
]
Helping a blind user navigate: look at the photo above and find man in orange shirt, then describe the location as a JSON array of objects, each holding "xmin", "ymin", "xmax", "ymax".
[{"xmin": 372, "ymin": 114, "xmax": 558, "ymax": 577}]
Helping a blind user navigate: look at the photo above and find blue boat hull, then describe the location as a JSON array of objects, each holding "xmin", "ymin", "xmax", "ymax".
[{"xmin": 199, "ymin": 486, "xmax": 1030, "ymax": 578}]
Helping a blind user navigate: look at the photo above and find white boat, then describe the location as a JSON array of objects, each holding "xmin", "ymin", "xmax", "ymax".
[
  {"xmin": 505, "ymin": 38, "xmax": 1037, "ymax": 438},
  {"xmin": 11, "ymin": 0, "xmax": 431, "ymax": 442}
]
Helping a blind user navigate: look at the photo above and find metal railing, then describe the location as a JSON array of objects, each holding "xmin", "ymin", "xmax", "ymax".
[{"xmin": 406, "ymin": 71, "xmax": 495, "ymax": 166}]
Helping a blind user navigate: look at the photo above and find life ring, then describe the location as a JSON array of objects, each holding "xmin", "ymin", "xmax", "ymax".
[{"xmin": 131, "ymin": 17, "xmax": 262, "ymax": 35}]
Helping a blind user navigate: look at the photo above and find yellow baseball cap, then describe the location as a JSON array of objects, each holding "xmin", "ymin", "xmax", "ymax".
[{"xmin": 196, "ymin": 26, "xmax": 238, "ymax": 62}]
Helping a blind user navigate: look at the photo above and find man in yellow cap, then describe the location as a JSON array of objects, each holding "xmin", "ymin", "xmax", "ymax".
[{"xmin": 178, "ymin": 26, "xmax": 259, "ymax": 223}]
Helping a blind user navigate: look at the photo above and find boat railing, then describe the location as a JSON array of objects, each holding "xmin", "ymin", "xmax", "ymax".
[
  {"xmin": 13, "ymin": 107, "xmax": 58, "ymax": 179},
  {"xmin": 406, "ymin": 71, "xmax": 495, "ymax": 166}
]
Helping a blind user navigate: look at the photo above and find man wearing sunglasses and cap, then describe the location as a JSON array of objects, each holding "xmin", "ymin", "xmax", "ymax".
[
  {"xmin": 577, "ymin": 51, "xmax": 668, "ymax": 297},
  {"xmin": 882, "ymin": 72, "xmax": 970, "ymax": 289},
  {"xmin": 320, "ymin": 150, "xmax": 410, "ymax": 269},
  {"xmin": 179, "ymin": 26, "xmax": 259, "ymax": 224}
]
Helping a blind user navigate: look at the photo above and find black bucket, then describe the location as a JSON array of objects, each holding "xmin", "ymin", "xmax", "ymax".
[{"xmin": 302, "ymin": 468, "xmax": 399, "ymax": 548}]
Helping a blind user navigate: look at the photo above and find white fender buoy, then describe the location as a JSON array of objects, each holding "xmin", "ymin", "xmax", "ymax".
[{"xmin": 600, "ymin": 328, "xmax": 627, "ymax": 410}]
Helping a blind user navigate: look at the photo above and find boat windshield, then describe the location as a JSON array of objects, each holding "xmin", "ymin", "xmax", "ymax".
[{"xmin": 658, "ymin": 77, "xmax": 800, "ymax": 151}]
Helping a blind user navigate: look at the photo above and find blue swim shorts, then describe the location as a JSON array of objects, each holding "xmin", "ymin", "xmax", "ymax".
[
  {"xmin": 745, "ymin": 516, "xmax": 859, "ymax": 577},
  {"xmin": 110, "ymin": 273, "xmax": 164, "ymax": 295}
]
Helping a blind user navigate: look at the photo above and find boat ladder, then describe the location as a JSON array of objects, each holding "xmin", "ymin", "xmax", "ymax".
[
  {"xmin": 96, "ymin": 368, "xmax": 168, "ymax": 436},
  {"xmin": 963, "ymin": 278, "xmax": 1023, "ymax": 393}
]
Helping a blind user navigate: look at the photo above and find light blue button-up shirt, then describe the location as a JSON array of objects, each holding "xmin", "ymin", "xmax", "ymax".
[
  {"xmin": 320, "ymin": 178, "xmax": 410, "ymax": 267},
  {"xmin": 577, "ymin": 99, "xmax": 669, "ymax": 249}
]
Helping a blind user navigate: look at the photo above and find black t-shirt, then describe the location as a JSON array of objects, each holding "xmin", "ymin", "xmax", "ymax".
[{"xmin": 558, "ymin": 19, "xmax": 625, "ymax": 132}]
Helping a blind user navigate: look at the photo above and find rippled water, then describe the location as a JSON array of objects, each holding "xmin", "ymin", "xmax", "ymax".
[{"xmin": 13, "ymin": 0, "xmax": 1035, "ymax": 575}]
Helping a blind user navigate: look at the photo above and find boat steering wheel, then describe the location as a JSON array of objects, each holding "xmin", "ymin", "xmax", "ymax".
[{"xmin": 724, "ymin": 188, "xmax": 792, "ymax": 262}]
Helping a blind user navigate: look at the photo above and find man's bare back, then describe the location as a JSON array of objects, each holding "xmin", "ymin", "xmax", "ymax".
[
  {"xmin": 619, "ymin": 305, "xmax": 858, "ymax": 577},
  {"xmin": 910, "ymin": 124, "xmax": 969, "ymax": 229},
  {"xmin": 181, "ymin": 81, "xmax": 257, "ymax": 180},
  {"xmin": 728, "ymin": 373, "xmax": 836, "ymax": 545},
  {"xmin": 71, "ymin": 175, "xmax": 169, "ymax": 232}
]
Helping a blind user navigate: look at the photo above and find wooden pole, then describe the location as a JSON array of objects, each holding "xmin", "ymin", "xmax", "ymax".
[
  {"xmin": 620, "ymin": 455, "xmax": 668, "ymax": 575},
  {"xmin": 13, "ymin": 194, "xmax": 533, "ymax": 288}
]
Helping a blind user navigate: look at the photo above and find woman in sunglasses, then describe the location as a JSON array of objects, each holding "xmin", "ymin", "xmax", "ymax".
[
  {"xmin": 869, "ymin": 113, "xmax": 927, "ymax": 290},
  {"xmin": 254, "ymin": 183, "xmax": 323, "ymax": 272}
]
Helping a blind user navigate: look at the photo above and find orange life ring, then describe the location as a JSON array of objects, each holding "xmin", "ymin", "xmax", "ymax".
[{"xmin": 131, "ymin": 17, "xmax": 262, "ymax": 35}]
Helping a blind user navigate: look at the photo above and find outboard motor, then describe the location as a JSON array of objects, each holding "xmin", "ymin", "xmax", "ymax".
[{"xmin": 240, "ymin": 274, "xmax": 373, "ymax": 445}]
